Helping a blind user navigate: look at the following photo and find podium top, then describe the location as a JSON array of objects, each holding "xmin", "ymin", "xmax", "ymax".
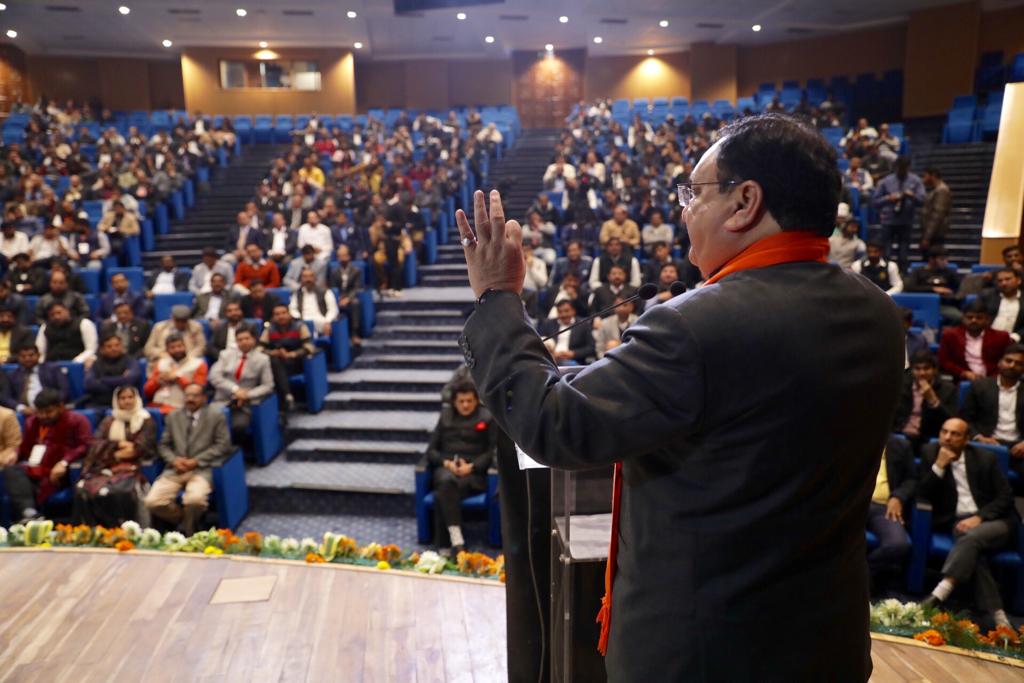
[{"xmin": 554, "ymin": 513, "xmax": 612, "ymax": 562}]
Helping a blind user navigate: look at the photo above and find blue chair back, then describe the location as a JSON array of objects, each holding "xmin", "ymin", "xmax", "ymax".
[
  {"xmin": 56, "ymin": 361, "xmax": 85, "ymax": 399},
  {"xmin": 107, "ymin": 267, "xmax": 144, "ymax": 292},
  {"xmin": 891, "ymin": 293, "xmax": 941, "ymax": 329}
]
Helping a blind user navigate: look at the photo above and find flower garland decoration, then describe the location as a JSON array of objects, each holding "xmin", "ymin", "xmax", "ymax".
[
  {"xmin": 1, "ymin": 520, "xmax": 505, "ymax": 583},
  {"xmin": 870, "ymin": 599, "xmax": 1024, "ymax": 660}
]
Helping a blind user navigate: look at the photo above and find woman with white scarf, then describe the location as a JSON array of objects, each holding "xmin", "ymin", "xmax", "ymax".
[{"xmin": 73, "ymin": 385, "xmax": 157, "ymax": 527}]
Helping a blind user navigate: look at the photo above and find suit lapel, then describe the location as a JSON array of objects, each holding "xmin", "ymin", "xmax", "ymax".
[{"xmin": 964, "ymin": 447, "xmax": 981, "ymax": 504}]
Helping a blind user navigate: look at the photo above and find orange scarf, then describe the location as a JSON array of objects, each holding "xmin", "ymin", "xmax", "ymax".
[{"xmin": 596, "ymin": 229, "xmax": 830, "ymax": 656}]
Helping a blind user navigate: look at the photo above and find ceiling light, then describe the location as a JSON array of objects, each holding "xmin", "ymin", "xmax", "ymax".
[
  {"xmin": 347, "ymin": 10, "xmax": 357, "ymax": 18},
  {"xmin": 118, "ymin": 6, "xmax": 130, "ymax": 15},
  {"xmin": 353, "ymin": 41, "xmax": 363, "ymax": 49},
  {"xmin": 751, "ymin": 24, "xmax": 762, "ymax": 32},
  {"xmin": 559, "ymin": 15, "xmax": 568, "ymax": 24},
  {"xmin": 647, "ymin": 49, "xmax": 654, "ymax": 56},
  {"xmin": 593, "ymin": 36, "xmax": 603, "ymax": 44},
  {"xmin": 258, "ymin": 41, "xmax": 268, "ymax": 48},
  {"xmin": 456, "ymin": 12, "xmax": 466, "ymax": 20},
  {"xmin": 5, "ymin": 29, "xmax": 16, "ymax": 38},
  {"xmin": 236, "ymin": 8, "xmax": 247, "ymax": 17},
  {"xmin": 544, "ymin": 43, "xmax": 553, "ymax": 52},
  {"xmin": 484, "ymin": 35, "xmax": 494, "ymax": 44},
  {"xmin": 162, "ymin": 39, "xmax": 173, "ymax": 47},
  {"xmin": 0, "ymin": 4, "xmax": 6, "ymax": 11},
  {"xmin": 659, "ymin": 19, "xmax": 669, "ymax": 28}
]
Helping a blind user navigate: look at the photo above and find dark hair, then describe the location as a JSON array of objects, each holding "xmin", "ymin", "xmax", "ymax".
[
  {"xmin": 910, "ymin": 351, "xmax": 937, "ymax": 368},
  {"xmin": 235, "ymin": 327, "xmax": 255, "ymax": 340},
  {"xmin": 899, "ymin": 307, "xmax": 913, "ymax": 324},
  {"xmin": 249, "ymin": 278, "xmax": 264, "ymax": 287},
  {"xmin": 99, "ymin": 333, "xmax": 122, "ymax": 346},
  {"xmin": 995, "ymin": 267, "xmax": 1021, "ymax": 279},
  {"xmin": 866, "ymin": 240, "xmax": 885, "ymax": 250},
  {"xmin": 165, "ymin": 333, "xmax": 185, "ymax": 347},
  {"xmin": 923, "ymin": 167, "xmax": 941, "ymax": 179},
  {"xmin": 450, "ymin": 381, "xmax": 478, "ymax": 405},
  {"xmin": 45, "ymin": 301, "xmax": 68, "ymax": 316},
  {"xmin": 300, "ymin": 245, "xmax": 316, "ymax": 255},
  {"xmin": 927, "ymin": 245, "xmax": 949, "ymax": 258},
  {"xmin": 1003, "ymin": 344, "xmax": 1024, "ymax": 358},
  {"xmin": 963, "ymin": 299, "xmax": 989, "ymax": 315},
  {"xmin": 607, "ymin": 264, "xmax": 626, "ymax": 274},
  {"xmin": 17, "ymin": 344, "xmax": 40, "ymax": 355},
  {"xmin": 714, "ymin": 113, "xmax": 841, "ymax": 236},
  {"xmin": 34, "ymin": 388, "xmax": 62, "ymax": 410},
  {"xmin": 1003, "ymin": 245, "xmax": 1021, "ymax": 257}
]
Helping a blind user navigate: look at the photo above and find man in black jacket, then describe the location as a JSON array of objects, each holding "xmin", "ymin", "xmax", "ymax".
[
  {"xmin": 982, "ymin": 268, "xmax": 1024, "ymax": 340},
  {"xmin": 99, "ymin": 302, "xmax": 151, "ymax": 359},
  {"xmin": 918, "ymin": 418, "xmax": 1017, "ymax": 627},
  {"xmin": 425, "ymin": 382, "xmax": 495, "ymax": 553},
  {"xmin": 538, "ymin": 299, "xmax": 595, "ymax": 365},
  {"xmin": 893, "ymin": 351, "xmax": 958, "ymax": 452},
  {"xmin": 961, "ymin": 344, "xmax": 1024, "ymax": 477},
  {"xmin": 455, "ymin": 114, "xmax": 904, "ymax": 680},
  {"xmin": 866, "ymin": 434, "xmax": 916, "ymax": 591},
  {"xmin": 205, "ymin": 301, "xmax": 262, "ymax": 364},
  {"xmin": 904, "ymin": 246, "xmax": 962, "ymax": 324},
  {"xmin": 588, "ymin": 265, "xmax": 636, "ymax": 318}
]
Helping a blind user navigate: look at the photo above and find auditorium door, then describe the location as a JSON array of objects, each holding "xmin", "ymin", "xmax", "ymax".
[{"xmin": 513, "ymin": 48, "xmax": 584, "ymax": 129}]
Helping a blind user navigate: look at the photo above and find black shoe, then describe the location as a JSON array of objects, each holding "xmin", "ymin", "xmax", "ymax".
[
  {"xmin": 451, "ymin": 544, "xmax": 466, "ymax": 558},
  {"xmin": 920, "ymin": 595, "xmax": 941, "ymax": 609}
]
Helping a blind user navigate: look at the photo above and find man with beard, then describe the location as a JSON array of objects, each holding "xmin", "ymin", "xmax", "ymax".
[
  {"xmin": 240, "ymin": 279, "xmax": 281, "ymax": 323},
  {"xmin": 982, "ymin": 268, "xmax": 1024, "ymax": 341},
  {"xmin": 938, "ymin": 300, "xmax": 1012, "ymax": 382},
  {"xmin": 35, "ymin": 269, "xmax": 90, "ymax": 323},
  {"xmin": 0, "ymin": 305, "xmax": 33, "ymax": 363},
  {"xmin": 36, "ymin": 301, "xmax": 98, "ymax": 365},
  {"xmin": 961, "ymin": 344, "xmax": 1024, "ymax": 478},
  {"xmin": 144, "ymin": 334, "xmax": 209, "ymax": 414},
  {"xmin": 99, "ymin": 271, "xmax": 146, "ymax": 321},
  {"xmin": 851, "ymin": 241, "xmax": 903, "ymax": 295},
  {"xmin": 84, "ymin": 334, "xmax": 142, "ymax": 407},
  {"xmin": 206, "ymin": 301, "xmax": 261, "ymax": 364},
  {"xmin": 145, "ymin": 254, "xmax": 191, "ymax": 297},
  {"xmin": 259, "ymin": 304, "xmax": 315, "ymax": 411}
]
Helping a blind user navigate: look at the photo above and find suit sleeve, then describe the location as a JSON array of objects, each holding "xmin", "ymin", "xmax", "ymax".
[
  {"xmin": 158, "ymin": 419, "xmax": 177, "ymax": 465},
  {"xmin": 209, "ymin": 355, "xmax": 230, "ymax": 394},
  {"xmin": 888, "ymin": 437, "xmax": 917, "ymax": 504},
  {"xmin": 195, "ymin": 412, "xmax": 232, "ymax": 468},
  {"xmin": 977, "ymin": 458, "xmax": 1014, "ymax": 522},
  {"xmin": 249, "ymin": 356, "xmax": 274, "ymax": 401},
  {"xmin": 960, "ymin": 382, "xmax": 984, "ymax": 436},
  {"xmin": 938, "ymin": 331, "xmax": 969, "ymax": 378},
  {"xmin": 916, "ymin": 447, "xmax": 944, "ymax": 502},
  {"xmin": 461, "ymin": 291, "xmax": 704, "ymax": 469}
]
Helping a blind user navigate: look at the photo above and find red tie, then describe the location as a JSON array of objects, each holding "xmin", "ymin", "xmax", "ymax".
[{"xmin": 234, "ymin": 353, "xmax": 247, "ymax": 381}]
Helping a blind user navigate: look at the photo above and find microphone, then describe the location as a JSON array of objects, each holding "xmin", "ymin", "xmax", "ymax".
[
  {"xmin": 541, "ymin": 283, "xmax": 657, "ymax": 342},
  {"xmin": 669, "ymin": 281, "xmax": 687, "ymax": 297}
]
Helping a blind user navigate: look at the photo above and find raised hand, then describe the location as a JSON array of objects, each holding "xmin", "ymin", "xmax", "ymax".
[{"xmin": 455, "ymin": 189, "xmax": 526, "ymax": 299}]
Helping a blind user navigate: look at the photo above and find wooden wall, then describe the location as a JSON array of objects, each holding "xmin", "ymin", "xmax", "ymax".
[
  {"xmin": 355, "ymin": 59, "xmax": 513, "ymax": 112},
  {"xmin": 0, "ymin": 44, "xmax": 27, "ymax": 114},
  {"xmin": 903, "ymin": 2, "xmax": 981, "ymax": 118},
  {"xmin": 25, "ymin": 55, "xmax": 182, "ymax": 110},
  {"xmin": 584, "ymin": 51, "xmax": 690, "ymax": 101},
  {"xmin": 979, "ymin": 5, "xmax": 1024, "ymax": 62}
]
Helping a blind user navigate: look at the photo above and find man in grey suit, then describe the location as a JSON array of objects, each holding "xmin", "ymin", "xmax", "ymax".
[
  {"xmin": 192, "ymin": 273, "xmax": 241, "ymax": 321},
  {"xmin": 455, "ymin": 114, "xmax": 904, "ymax": 681},
  {"xmin": 329, "ymin": 244, "xmax": 363, "ymax": 343},
  {"xmin": 209, "ymin": 328, "xmax": 274, "ymax": 445},
  {"xmin": 144, "ymin": 383, "xmax": 232, "ymax": 534}
]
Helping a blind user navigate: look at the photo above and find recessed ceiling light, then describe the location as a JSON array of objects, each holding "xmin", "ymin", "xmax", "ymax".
[
  {"xmin": 456, "ymin": 12, "xmax": 466, "ymax": 20},
  {"xmin": 353, "ymin": 41, "xmax": 363, "ymax": 49},
  {"xmin": 659, "ymin": 19, "xmax": 669, "ymax": 28},
  {"xmin": 752, "ymin": 24, "xmax": 762, "ymax": 32},
  {"xmin": 258, "ymin": 41, "xmax": 268, "ymax": 48},
  {"xmin": 5, "ymin": 29, "xmax": 15, "ymax": 38},
  {"xmin": 593, "ymin": 36, "xmax": 603, "ymax": 44},
  {"xmin": 118, "ymin": 6, "xmax": 130, "ymax": 15},
  {"xmin": 347, "ymin": 10, "xmax": 357, "ymax": 18},
  {"xmin": 484, "ymin": 35, "xmax": 494, "ymax": 44},
  {"xmin": 544, "ymin": 43, "xmax": 553, "ymax": 52},
  {"xmin": 0, "ymin": 4, "xmax": 7, "ymax": 11},
  {"xmin": 559, "ymin": 15, "xmax": 568, "ymax": 24},
  {"xmin": 647, "ymin": 49, "xmax": 654, "ymax": 56},
  {"xmin": 162, "ymin": 39, "xmax": 173, "ymax": 47},
  {"xmin": 236, "ymin": 8, "xmax": 247, "ymax": 17}
]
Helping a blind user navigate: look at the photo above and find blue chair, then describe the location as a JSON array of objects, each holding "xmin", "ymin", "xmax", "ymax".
[
  {"xmin": 213, "ymin": 449, "xmax": 249, "ymax": 530},
  {"xmin": 155, "ymin": 202, "xmax": 169, "ymax": 235},
  {"xmin": 171, "ymin": 190, "xmax": 185, "ymax": 220},
  {"xmin": 153, "ymin": 292, "xmax": 195, "ymax": 321},
  {"xmin": 273, "ymin": 115, "xmax": 294, "ymax": 143},
  {"xmin": 74, "ymin": 268, "xmax": 101, "ymax": 294},
  {"xmin": 892, "ymin": 293, "xmax": 941, "ymax": 330},
  {"xmin": 122, "ymin": 235, "xmax": 142, "ymax": 267},
  {"xmin": 288, "ymin": 349, "xmax": 328, "ymax": 413},
  {"xmin": 249, "ymin": 394, "xmax": 282, "ymax": 465},
  {"xmin": 106, "ymin": 266, "xmax": 145, "ymax": 292},
  {"xmin": 403, "ymin": 252, "xmax": 418, "ymax": 287},
  {"xmin": 971, "ymin": 264, "xmax": 1002, "ymax": 274},
  {"xmin": 56, "ymin": 361, "xmax": 85, "ymax": 400},
  {"xmin": 253, "ymin": 115, "xmax": 274, "ymax": 143},
  {"xmin": 357, "ymin": 289, "xmax": 375, "ymax": 336},
  {"xmin": 415, "ymin": 459, "xmax": 501, "ymax": 547}
]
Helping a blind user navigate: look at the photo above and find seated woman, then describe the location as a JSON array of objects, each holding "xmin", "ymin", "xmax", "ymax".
[
  {"xmin": 73, "ymin": 385, "xmax": 157, "ymax": 527},
  {"xmin": 425, "ymin": 382, "xmax": 495, "ymax": 554}
]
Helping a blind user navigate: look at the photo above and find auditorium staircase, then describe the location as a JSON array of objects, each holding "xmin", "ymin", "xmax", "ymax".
[{"xmin": 486, "ymin": 127, "xmax": 560, "ymax": 220}]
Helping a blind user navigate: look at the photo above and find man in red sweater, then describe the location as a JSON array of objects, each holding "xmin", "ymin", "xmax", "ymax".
[
  {"xmin": 939, "ymin": 299, "xmax": 1012, "ymax": 381},
  {"xmin": 234, "ymin": 243, "xmax": 280, "ymax": 293}
]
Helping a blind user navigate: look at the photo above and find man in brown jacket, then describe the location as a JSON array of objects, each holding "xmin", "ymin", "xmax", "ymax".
[{"xmin": 920, "ymin": 168, "xmax": 952, "ymax": 252}]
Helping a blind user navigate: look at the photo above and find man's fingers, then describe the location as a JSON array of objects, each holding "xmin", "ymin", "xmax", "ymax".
[
  {"xmin": 505, "ymin": 219, "xmax": 523, "ymax": 248},
  {"xmin": 489, "ymin": 189, "xmax": 505, "ymax": 236},
  {"xmin": 473, "ymin": 190, "xmax": 491, "ymax": 244},
  {"xmin": 455, "ymin": 209, "xmax": 476, "ymax": 249}
]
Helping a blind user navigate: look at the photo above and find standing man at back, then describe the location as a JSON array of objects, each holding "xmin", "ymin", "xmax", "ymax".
[{"xmin": 456, "ymin": 114, "xmax": 904, "ymax": 681}]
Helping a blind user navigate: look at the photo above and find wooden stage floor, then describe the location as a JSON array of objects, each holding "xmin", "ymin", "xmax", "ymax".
[{"xmin": 0, "ymin": 549, "xmax": 1021, "ymax": 682}]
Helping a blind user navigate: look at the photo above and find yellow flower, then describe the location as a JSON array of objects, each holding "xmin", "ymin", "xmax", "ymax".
[
  {"xmin": 376, "ymin": 561, "xmax": 390, "ymax": 570},
  {"xmin": 39, "ymin": 542, "xmax": 52, "ymax": 548},
  {"xmin": 204, "ymin": 546, "xmax": 223, "ymax": 555}
]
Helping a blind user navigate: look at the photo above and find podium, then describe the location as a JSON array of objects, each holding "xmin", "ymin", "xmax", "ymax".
[{"xmin": 550, "ymin": 465, "xmax": 614, "ymax": 683}]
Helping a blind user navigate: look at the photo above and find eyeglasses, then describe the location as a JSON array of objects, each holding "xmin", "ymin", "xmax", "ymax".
[{"xmin": 676, "ymin": 180, "xmax": 739, "ymax": 208}]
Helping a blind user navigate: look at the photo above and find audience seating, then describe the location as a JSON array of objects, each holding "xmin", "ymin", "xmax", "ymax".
[
  {"xmin": 414, "ymin": 458, "xmax": 501, "ymax": 547},
  {"xmin": 892, "ymin": 293, "xmax": 941, "ymax": 330},
  {"xmin": 286, "ymin": 348, "xmax": 329, "ymax": 414}
]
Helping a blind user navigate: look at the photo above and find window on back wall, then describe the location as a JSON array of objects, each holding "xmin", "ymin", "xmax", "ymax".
[{"xmin": 218, "ymin": 60, "xmax": 322, "ymax": 91}]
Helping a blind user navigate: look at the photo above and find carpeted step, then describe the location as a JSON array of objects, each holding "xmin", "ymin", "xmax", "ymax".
[
  {"xmin": 285, "ymin": 437, "xmax": 428, "ymax": 463},
  {"xmin": 359, "ymin": 339, "xmax": 460, "ymax": 355},
  {"xmin": 323, "ymin": 391, "xmax": 441, "ymax": 412},
  {"xmin": 287, "ymin": 409, "xmax": 437, "ymax": 441},
  {"xmin": 354, "ymin": 354, "xmax": 463, "ymax": 370}
]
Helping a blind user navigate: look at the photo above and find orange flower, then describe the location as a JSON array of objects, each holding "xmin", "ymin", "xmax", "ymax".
[
  {"xmin": 114, "ymin": 540, "xmax": 135, "ymax": 552},
  {"xmin": 955, "ymin": 619, "xmax": 980, "ymax": 635},
  {"xmin": 913, "ymin": 630, "xmax": 945, "ymax": 647},
  {"xmin": 375, "ymin": 544, "xmax": 401, "ymax": 562},
  {"xmin": 984, "ymin": 625, "xmax": 1021, "ymax": 647},
  {"xmin": 243, "ymin": 531, "xmax": 262, "ymax": 548},
  {"xmin": 931, "ymin": 613, "xmax": 951, "ymax": 626},
  {"xmin": 305, "ymin": 553, "xmax": 326, "ymax": 564}
]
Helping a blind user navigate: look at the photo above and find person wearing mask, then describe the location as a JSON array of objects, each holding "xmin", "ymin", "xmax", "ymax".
[
  {"xmin": 84, "ymin": 334, "xmax": 142, "ymax": 407},
  {"xmin": 144, "ymin": 334, "xmax": 209, "ymax": 414},
  {"xmin": 851, "ymin": 241, "xmax": 903, "ymax": 295},
  {"xmin": 36, "ymin": 301, "xmax": 98, "ymax": 365},
  {"xmin": 100, "ymin": 301, "xmax": 151, "ymax": 359},
  {"xmin": 73, "ymin": 385, "xmax": 156, "ymax": 527},
  {"xmin": 2, "ymin": 388, "xmax": 91, "ymax": 522}
]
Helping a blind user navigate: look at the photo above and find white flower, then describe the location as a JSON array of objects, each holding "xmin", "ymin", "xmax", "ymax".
[
  {"xmin": 140, "ymin": 529, "xmax": 163, "ymax": 548},
  {"xmin": 415, "ymin": 550, "xmax": 447, "ymax": 574},
  {"xmin": 0, "ymin": 527, "xmax": 8, "ymax": 545},
  {"xmin": 299, "ymin": 537, "xmax": 318, "ymax": 554},
  {"xmin": 8, "ymin": 524, "xmax": 25, "ymax": 545},
  {"xmin": 163, "ymin": 531, "xmax": 187, "ymax": 550},
  {"xmin": 263, "ymin": 535, "xmax": 282, "ymax": 553},
  {"xmin": 280, "ymin": 538, "xmax": 299, "ymax": 555},
  {"xmin": 121, "ymin": 521, "xmax": 143, "ymax": 541}
]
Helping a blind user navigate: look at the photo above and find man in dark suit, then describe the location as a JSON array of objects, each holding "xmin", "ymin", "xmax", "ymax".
[
  {"xmin": 904, "ymin": 246, "xmax": 962, "ymax": 324},
  {"xmin": 893, "ymin": 351, "xmax": 958, "ymax": 452},
  {"xmin": 0, "ymin": 305, "xmax": 34, "ymax": 364},
  {"xmin": 455, "ymin": 114, "xmax": 904, "ymax": 680},
  {"xmin": 548, "ymin": 240, "xmax": 593, "ymax": 287},
  {"xmin": 538, "ymin": 299, "xmax": 595, "ymax": 365},
  {"xmin": 84, "ymin": 334, "xmax": 142, "ymax": 407},
  {"xmin": 145, "ymin": 254, "xmax": 191, "ymax": 296},
  {"xmin": 98, "ymin": 271, "xmax": 147, "ymax": 321},
  {"xmin": 240, "ymin": 279, "xmax": 280, "ymax": 323},
  {"xmin": 0, "ymin": 280, "xmax": 28, "ymax": 327},
  {"xmin": 588, "ymin": 265, "xmax": 637, "ymax": 319},
  {"xmin": 4, "ymin": 252, "xmax": 44, "ymax": 296},
  {"xmin": 205, "ymin": 301, "xmax": 262, "ymax": 364},
  {"xmin": 918, "ymin": 418, "xmax": 1017, "ymax": 628},
  {"xmin": 939, "ymin": 299, "xmax": 1012, "ymax": 382},
  {"xmin": 2, "ymin": 344, "xmax": 69, "ymax": 413},
  {"xmin": 329, "ymin": 244, "xmax": 364, "ymax": 343},
  {"xmin": 143, "ymin": 383, "xmax": 232, "ymax": 534},
  {"xmin": 99, "ymin": 302, "xmax": 151, "ymax": 359},
  {"xmin": 982, "ymin": 267, "xmax": 1024, "ymax": 340},
  {"xmin": 191, "ymin": 273, "xmax": 240, "ymax": 321},
  {"xmin": 223, "ymin": 210, "xmax": 265, "ymax": 265},
  {"xmin": 866, "ymin": 434, "xmax": 916, "ymax": 591},
  {"xmin": 961, "ymin": 344, "xmax": 1024, "ymax": 477}
]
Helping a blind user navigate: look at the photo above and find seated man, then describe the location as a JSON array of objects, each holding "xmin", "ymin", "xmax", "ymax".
[
  {"xmin": 206, "ymin": 301, "xmax": 262, "ymax": 364},
  {"xmin": 642, "ymin": 242, "xmax": 685, "ymax": 286},
  {"xmin": 5, "ymin": 252, "xmax": 45, "ymax": 296},
  {"xmin": 0, "ymin": 280, "xmax": 29, "ymax": 327},
  {"xmin": 544, "ymin": 271, "xmax": 589, "ymax": 320},
  {"xmin": 851, "ymin": 241, "xmax": 903, "ymax": 295},
  {"xmin": 549, "ymin": 240, "xmax": 593, "ymax": 287},
  {"xmin": 234, "ymin": 243, "xmax": 280, "ymax": 293},
  {"xmin": 961, "ymin": 344, "xmax": 1024, "ymax": 477},
  {"xmin": 653, "ymin": 263, "xmax": 681, "ymax": 303},
  {"xmin": 1, "ymin": 344, "xmax": 69, "ymax": 413},
  {"xmin": 588, "ymin": 237, "xmax": 641, "ymax": 290},
  {"xmin": 192, "ymin": 272, "xmax": 240, "ymax": 322},
  {"xmin": 84, "ymin": 334, "xmax": 142, "ymax": 407},
  {"xmin": 521, "ymin": 243, "xmax": 549, "ymax": 294},
  {"xmin": 259, "ymin": 304, "xmax": 315, "ymax": 411},
  {"xmin": 35, "ymin": 269, "xmax": 90, "ymax": 323},
  {"xmin": 866, "ymin": 434, "xmax": 916, "ymax": 593},
  {"xmin": 145, "ymin": 254, "xmax": 191, "ymax": 296},
  {"xmin": 144, "ymin": 334, "xmax": 209, "ymax": 414},
  {"xmin": 904, "ymin": 246, "xmax": 962, "ymax": 324},
  {"xmin": 289, "ymin": 266, "xmax": 339, "ymax": 337},
  {"xmin": 36, "ymin": 301, "xmax": 98, "ymax": 364},
  {"xmin": 283, "ymin": 245, "xmax": 328, "ymax": 291},
  {"xmin": 144, "ymin": 305, "xmax": 206, "ymax": 364},
  {"xmin": 99, "ymin": 301, "xmax": 151, "ymax": 359},
  {"xmin": 240, "ymin": 279, "xmax": 281, "ymax": 323},
  {"xmin": 99, "ymin": 271, "xmax": 146, "ymax": 322},
  {"xmin": 262, "ymin": 212, "xmax": 297, "ymax": 274},
  {"xmin": 97, "ymin": 199, "xmax": 140, "ymax": 257},
  {"xmin": 589, "ymin": 265, "xmax": 637, "ymax": 317},
  {"xmin": 596, "ymin": 294, "xmax": 637, "ymax": 360},
  {"xmin": 641, "ymin": 210, "xmax": 674, "ymax": 256},
  {"xmin": 28, "ymin": 223, "xmax": 72, "ymax": 267},
  {"xmin": 209, "ymin": 328, "xmax": 274, "ymax": 446},
  {"xmin": 222, "ymin": 210, "xmax": 264, "ymax": 266},
  {"xmin": 893, "ymin": 351, "xmax": 958, "ymax": 452},
  {"xmin": 598, "ymin": 205, "xmax": 641, "ymax": 256},
  {"xmin": 425, "ymin": 382, "xmax": 495, "ymax": 554},
  {"xmin": 982, "ymin": 268, "xmax": 1024, "ymax": 341},
  {"xmin": 329, "ymin": 244, "xmax": 363, "ymax": 345},
  {"xmin": 918, "ymin": 418, "xmax": 1018, "ymax": 629},
  {"xmin": 521, "ymin": 210, "xmax": 557, "ymax": 265},
  {"xmin": 144, "ymin": 383, "xmax": 231, "ymax": 535},
  {"xmin": 939, "ymin": 299, "xmax": 1012, "ymax": 382},
  {"xmin": 828, "ymin": 205, "xmax": 865, "ymax": 269},
  {"xmin": 189, "ymin": 246, "xmax": 234, "ymax": 295},
  {"xmin": 903, "ymin": 308, "xmax": 929, "ymax": 361},
  {"xmin": 1, "ymin": 388, "xmax": 91, "ymax": 522},
  {"xmin": 540, "ymin": 300, "xmax": 595, "ymax": 366},
  {"xmin": 0, "ymin": 305, "xmax": 34, "ymax": 364}
]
